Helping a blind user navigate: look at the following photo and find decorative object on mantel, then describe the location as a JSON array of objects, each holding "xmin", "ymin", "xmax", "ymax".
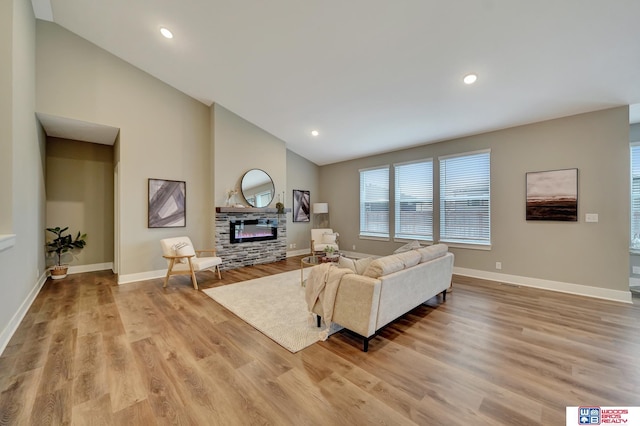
[
  {"xmin": 526, "ymin": 168, "xmax": 578, "ymax": 221},
  {"xmin": 46, "ymin": 226, "xmax": 87, "ymax": 280},
  {"xmin": 148, "ymin": 178, "xmax": 186, "ymax": 228},
  {"xmin": 275, "ymin": 191, "xmax": 285, "ymax": 214},
  {"xmin": 225, "ymin": 188, "xmax": 238, "ymax": 207},
  {"xmin": 293, "ymin": 189, "xmax": 310, "ymax": 222}
]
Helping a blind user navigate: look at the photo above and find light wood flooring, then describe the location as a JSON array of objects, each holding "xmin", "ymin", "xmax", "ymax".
[{"xmin": 1, "ymin": 256, "xmax": 639, "ymax": 425}]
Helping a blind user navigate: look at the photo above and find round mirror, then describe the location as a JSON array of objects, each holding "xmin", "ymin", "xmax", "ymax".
[{"xmin": 241, "ymin": 169, "xmax": 275, "ymax": 208}]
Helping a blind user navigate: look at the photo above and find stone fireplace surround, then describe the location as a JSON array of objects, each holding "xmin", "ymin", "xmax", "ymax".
[{"xmin": 215, "ymin": 207, "xmax": 289, "ymax": 270}]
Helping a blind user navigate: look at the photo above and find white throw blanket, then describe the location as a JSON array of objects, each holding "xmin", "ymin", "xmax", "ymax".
[{"xmin": 305, "ymin": 263, "xmax": 353, "ymax": 340}]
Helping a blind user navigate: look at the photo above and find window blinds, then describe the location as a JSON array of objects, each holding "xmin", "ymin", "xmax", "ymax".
[
  {"xmin": 439, "ymin": 150, "xmax": 491, "ymax": 246},
  {"xmin": 394, "ymin": 159, "xmax": 433, "ymax": 241}
]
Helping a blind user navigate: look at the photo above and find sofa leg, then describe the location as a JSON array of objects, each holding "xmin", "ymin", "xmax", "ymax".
[
  {"xmin": 363, "ymin": 337, "xmax": 369, "ymax": 352},
  {"xmin": 442, "ymin": 289, "xmax": 447, "ymax": 301},
  {"xmin": 317, "ymin": 315, "xmax": 322, "ymax": 328}
]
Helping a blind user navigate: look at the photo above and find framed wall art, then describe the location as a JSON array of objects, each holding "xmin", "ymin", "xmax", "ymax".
[
  {"xmin": 148, "ymin": 178, "xmax": 186, "ymax": 228},
  {"xmin": 292, "ymin": 189, "xmax": 310, "ymax": 222},
  {"xmin": 526, "ymin": 168, "xmax": 578, "ymax": 221}
]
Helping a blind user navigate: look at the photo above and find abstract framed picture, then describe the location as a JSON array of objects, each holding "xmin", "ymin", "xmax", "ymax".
[
  {"xmin": 292, "ymin": 189, "xmax": 310, "ymax": 222},
  {"xmin": 148, "ymin": 178, "xmax": 186, "ymax": 228},
  {"xmin": 526, "ymin": 168, "xmax": 578, "ymax": 221}
]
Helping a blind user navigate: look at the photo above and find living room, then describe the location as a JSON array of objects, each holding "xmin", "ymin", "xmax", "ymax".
[{"xmin": 2, "ymin": 1, "xmax": 640, "ymax": 424}]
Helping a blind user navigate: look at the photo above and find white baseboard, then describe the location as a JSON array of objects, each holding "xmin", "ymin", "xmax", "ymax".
[
  {"xmin": 118, "ymin": 269, "xmax": 166, "ymax": 285},
  {"xmin": 0, "ymin": 271, "xmax": 48, "ymax": 356},
  {"xmin": 455, "ymin": 267, "xmax": 633, "ymax": 304},
  {"xmin": 286, "ymin": 248, "xmax": 311, "ymax": 257}
]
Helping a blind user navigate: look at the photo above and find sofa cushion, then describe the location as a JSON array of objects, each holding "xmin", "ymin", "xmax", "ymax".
[
  {"xmin": 395, "ymin": 250, "xmax": 421, "ymax": 268},
  {"xmin": 362, "ymin": 255, "xmax": 405, "ymax": 279},
  {"xmin": 417, "ymin": 244, "xmax": 448, "ymax": 263},
  {"xmin": 393, "ymin": 240, "xmax": 422, "ymax": 254},
  {"xmin": 339, "ymin": 256, "xmax": 373, "ymax": 275}
]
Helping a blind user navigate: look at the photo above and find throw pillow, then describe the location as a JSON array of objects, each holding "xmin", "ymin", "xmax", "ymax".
[
  {"xmin": 354, "ymin": 257, "xmax": 373, "ymax": 275},
  {"xmin": 338, "ymin": 256, "xmax": 373, "ymax": 275},
  {"xmin": 338, "ymin": 256, "xmax": 356, "ymax": 273},
  {"xmin": 173, "ymin": 242, "xmax": 195, "ymax": 264},
  {"xmin": 393, "ymin": 240, "xmax": 422, "ymax": 254},
  {"xmin": 322, "ymin": 233, "xmax": 338, "ymax": 244}
]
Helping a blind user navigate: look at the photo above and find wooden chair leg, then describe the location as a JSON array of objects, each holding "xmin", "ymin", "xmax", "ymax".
[
  {"xmin": 164, "ymin": 259, "xmax": 175, "ymax": 288},
  {"xmin": 187, "ymin": 258, "xmax": 198, "ymax": 290},
  {"xmin": 216, "ymin": 265, "xmax": 221, "ymax": 279}
]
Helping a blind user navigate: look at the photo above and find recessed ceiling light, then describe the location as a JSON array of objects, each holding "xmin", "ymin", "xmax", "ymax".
[
  {"xmin": 311, "ymin": 130, "xmax": 319, "ymax": 137},
  {"xmin": 463, "ymin": 73, "xmax": 477, "ymax": 85},
  {"xmin": 160, "ymin": 27, "xmax": 173, "ymax": 39}
]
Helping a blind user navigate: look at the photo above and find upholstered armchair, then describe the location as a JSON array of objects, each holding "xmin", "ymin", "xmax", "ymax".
[
  {"xmin": 310, "ymin": 228, "xmax": 339, "ymax": 254},
  {"xmin": 160, "ymin": 236, "xmax": 222, "ymax": 290}
]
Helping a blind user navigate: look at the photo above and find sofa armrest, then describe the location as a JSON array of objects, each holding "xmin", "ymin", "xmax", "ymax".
[{"xmin": 313, "ymin": 274, "xmax": 381, "ymax": 338}]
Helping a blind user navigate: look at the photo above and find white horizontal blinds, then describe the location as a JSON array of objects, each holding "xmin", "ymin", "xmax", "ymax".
[
  {"xmin": 630, "ymin": 144, "xmax": 640, "ymax": 247},
  {"xmin": 439, "ymin": 150, "xmax": 491, "ymax": 245},
  {"xmin": 394, "ymin": 159, "xmax": 433, "ymax": 241},
  {"xmin": 360, "ymin": 166, "xmax": 390, "ymax": 237}
]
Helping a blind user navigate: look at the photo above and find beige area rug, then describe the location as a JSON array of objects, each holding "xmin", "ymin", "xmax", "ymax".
[{"xmin": 202, "ymin": 268, "xmax": 341, "ymax": 353}]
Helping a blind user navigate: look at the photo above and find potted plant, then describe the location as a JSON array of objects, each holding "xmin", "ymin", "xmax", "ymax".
[{"xmin": 46, "ymin": 226, "xmax": 87, "ymax": 280}]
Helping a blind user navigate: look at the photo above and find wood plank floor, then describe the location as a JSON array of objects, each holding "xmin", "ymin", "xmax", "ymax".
[{"xmin": 1, "ymin": 256, "xmax": 639, "ymax": 425}]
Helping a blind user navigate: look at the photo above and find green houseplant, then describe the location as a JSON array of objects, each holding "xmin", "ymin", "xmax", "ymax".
[{"xmin": 46, "ymin": 226, "xmax": 87, "ymax": 280}]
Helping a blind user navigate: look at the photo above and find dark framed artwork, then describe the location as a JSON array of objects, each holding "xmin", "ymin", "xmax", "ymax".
[
  {"xmin": 526, "ymin": 168, "xmax": 578, "ymax": 221},
  {"xmin": 148, "ymin": 178, "xmax": 186, "ymax": 228},
  {"xmin": 292, "ymin": 189, "xmax": 310, "ymax": 222}
]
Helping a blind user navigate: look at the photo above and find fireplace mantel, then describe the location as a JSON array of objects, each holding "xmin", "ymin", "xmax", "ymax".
[{"xmin": 216, "ymin": 207, "xmax": 291, "ymax": 214}]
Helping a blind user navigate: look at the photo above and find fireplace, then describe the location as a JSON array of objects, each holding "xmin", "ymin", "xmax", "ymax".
[{"xmin": 230, "ymin": 218, "xmax": 278, "ymax": 244}]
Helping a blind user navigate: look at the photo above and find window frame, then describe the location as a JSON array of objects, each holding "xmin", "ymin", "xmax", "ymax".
[
  {"xmin": 393, "ymin": 158, "xmax": 433, "ymax": 242},
  {"xmin": 438, "ymin": 149, "xmax": 491, "ymax": 249},
  {"xmin": 359, "ymin": 165, "xmax": 390, "ymax": 240}
]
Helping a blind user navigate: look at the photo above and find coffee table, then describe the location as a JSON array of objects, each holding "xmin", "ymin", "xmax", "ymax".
[{"xmin": 300, "ymin": 254, "xmax": 340, "ymax": 285}]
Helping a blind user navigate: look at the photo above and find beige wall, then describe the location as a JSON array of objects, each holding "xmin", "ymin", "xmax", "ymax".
[
  {"xmin": 213, "ymin": 104, "xmax": 287, "ymax": 209},
  {"xmin": 0, "ymin": 0, "xmax": 46, "ymax": 351},
  {"xmin": 36, "ymin": 21, "xmax": 212, "ymax": 278},
  {"xmin": 286, "ymin": 150, "xmax": 320, "ymax": 251},
  {"xmin": 45, "ymin": 138, "xmax": 114, "ymax": 267},
  {"xmin": 322, "ymin": 107, "xmax": 630, "ymax": 293},
  {"xmin": 0, "ymin": 1, "xmax": 12, "ymax": 233}
]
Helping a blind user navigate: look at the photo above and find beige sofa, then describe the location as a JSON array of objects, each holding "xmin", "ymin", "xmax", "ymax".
[{"xmin": 310, "ymin": 244, "xmax": 454, "ymax": 351}]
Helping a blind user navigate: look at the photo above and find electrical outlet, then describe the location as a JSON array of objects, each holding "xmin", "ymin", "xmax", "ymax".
[
  {"xmin": 352, "ymin": 245, "xmax": 356, "ymax": 250},
  {"xmin": 633, "ymin": 266, "xmax": 640, "ymax": 275},
  {"xmin": 495, "ymin": 261, "xmax": 502, "ymax": 270},
  {"xmin": 292, "ymin": 243, "xmax": 296, "ymax": 248}
]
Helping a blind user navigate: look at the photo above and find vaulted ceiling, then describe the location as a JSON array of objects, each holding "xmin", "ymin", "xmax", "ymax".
[{"xmin": 32, "ymin": 0, "xmax": 640, "ymax": 165}]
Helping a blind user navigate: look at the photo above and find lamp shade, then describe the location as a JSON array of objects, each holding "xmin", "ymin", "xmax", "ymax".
[{"xmin": 313, "ymin": 203, "xmax": 329, "ymax": 214}]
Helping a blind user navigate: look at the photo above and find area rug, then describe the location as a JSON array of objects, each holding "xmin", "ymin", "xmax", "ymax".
[{"xmin": 202, "ymin": 268, "xmax": 341, "ymax": 353}]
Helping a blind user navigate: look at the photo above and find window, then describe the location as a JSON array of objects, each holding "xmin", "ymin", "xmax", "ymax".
[
  {"xmin": 360, "ymin": 166, "xmax": 389, "ymax": 238},
  {"xmin": 439, "ymin": 150, "xmax": 491, "ymax": 246},
  {"xmin": 631, "ymin": 144, "xmax": 640, "ymax": 248},
  {"xmin": 394, "ymin": 159, "xmax": 433, "ymax": 241}
]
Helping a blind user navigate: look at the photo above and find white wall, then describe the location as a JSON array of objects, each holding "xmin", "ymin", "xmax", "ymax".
[
  {"xmin": 35, "ymin": 21, "xmax": 212, "ymax": 280},
  {"xmin": 0, "ymin": 0, "xmax": 47, "ymax": 354}
]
